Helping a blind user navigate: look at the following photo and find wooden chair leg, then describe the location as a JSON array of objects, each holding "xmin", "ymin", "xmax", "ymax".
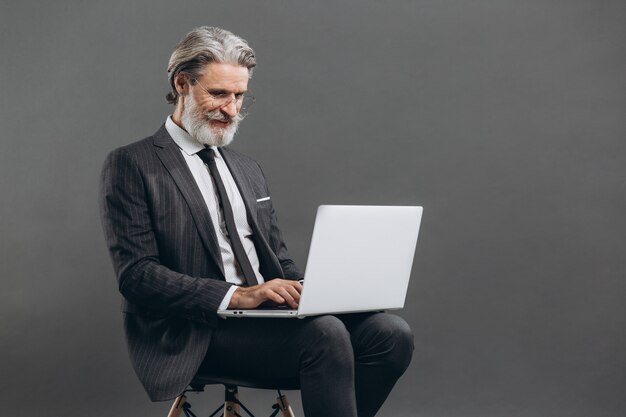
[
  {"xmin": 167, "ymin": 394, "xmax": 187, "ymax": 417},
  {"xmin": 276, "ymin": 393, "xmax": 295, "ymax": 417},
  {"xmin": 224, "ymin": 386, "xmax": 241, "ymax": 417}
]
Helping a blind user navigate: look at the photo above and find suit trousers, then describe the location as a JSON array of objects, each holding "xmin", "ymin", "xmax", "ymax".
[{"xmin": 199, "ymin": 312, "xmax": 414, "ymax": 417}]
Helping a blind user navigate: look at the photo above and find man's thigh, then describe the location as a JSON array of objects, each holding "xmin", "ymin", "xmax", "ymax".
[
  {"xmin": 338, "ymin": 312, "xmax": 413, "ymax": 352},
  {"xmin": 199, "ymin": 315, "xmax": 349, "ymax": 379},
  {"xmin": 199, "ymin": 312, "xmax": 412, "ymax": 378}
]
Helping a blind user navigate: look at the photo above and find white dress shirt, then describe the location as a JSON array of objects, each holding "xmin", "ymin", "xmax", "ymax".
[{"xmin": 165, "ymin": 116, "xmax": 264, "ymax": 309}]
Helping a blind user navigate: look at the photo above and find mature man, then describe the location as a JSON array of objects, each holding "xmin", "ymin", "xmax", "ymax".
[{"xmin": 99, "ymin": 27, "xmax": 413, "ymax": 417}]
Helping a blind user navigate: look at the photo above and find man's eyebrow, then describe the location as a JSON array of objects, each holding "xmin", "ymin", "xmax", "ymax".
[{"xmin": 208, "ymin": 88, "xmax": 248, "ymax": 95}]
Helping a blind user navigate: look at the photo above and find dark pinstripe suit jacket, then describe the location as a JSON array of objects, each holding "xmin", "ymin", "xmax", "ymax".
[{"xmin": 99, "ymin": 124, "xmax": 302, "ymax": 401}]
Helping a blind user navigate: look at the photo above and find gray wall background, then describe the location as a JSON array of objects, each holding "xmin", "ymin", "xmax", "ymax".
[{"xmin": 1, "ymin": 1, "xmax": 624, "ymax": 416}]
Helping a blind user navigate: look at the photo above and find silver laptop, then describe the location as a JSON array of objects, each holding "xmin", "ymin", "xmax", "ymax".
[{"xmin": 218, "ymin": 205, "xmax": 423, "ymax": 318}]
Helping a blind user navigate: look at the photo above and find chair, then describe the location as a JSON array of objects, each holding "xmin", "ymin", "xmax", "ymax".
[{"xmin": 167, "ymin": 374, "xmax": 300, "ymax": 417}]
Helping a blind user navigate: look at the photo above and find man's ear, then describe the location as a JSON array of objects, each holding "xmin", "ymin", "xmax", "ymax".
[{"xmin": 174, "ymin": 73, "xmax": 188, "ymax": 96}]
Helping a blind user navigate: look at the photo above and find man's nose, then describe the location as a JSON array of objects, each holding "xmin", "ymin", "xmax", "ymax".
[{"xmin": 221, "ymin": 99, "xmax": 239, "ymax": 118}]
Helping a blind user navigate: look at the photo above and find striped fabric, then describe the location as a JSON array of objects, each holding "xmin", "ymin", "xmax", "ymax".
[{"xmin": 99, "ymin": 124, "xmax": 303, "ymax": 401}]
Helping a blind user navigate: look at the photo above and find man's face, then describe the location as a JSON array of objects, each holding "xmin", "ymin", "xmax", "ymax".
[{"xmin": 180, "ymin": 62, "xmax": 250, "ymax": 147}]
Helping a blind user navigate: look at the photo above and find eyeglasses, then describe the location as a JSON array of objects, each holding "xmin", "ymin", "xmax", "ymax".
[{"xmin": 190, "ymin": 79, "xmax": 255, "ymax": 114}]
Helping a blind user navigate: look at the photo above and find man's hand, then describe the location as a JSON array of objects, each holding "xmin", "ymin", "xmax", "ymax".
[{"xmin": 229, "ymin": 279, "xmax": 303, "ymax": 309}]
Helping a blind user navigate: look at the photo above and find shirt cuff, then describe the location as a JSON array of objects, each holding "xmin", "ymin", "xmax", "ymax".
[{"xmin": 218, "ymin": 285, "xmax": 239, "ymax": 310}]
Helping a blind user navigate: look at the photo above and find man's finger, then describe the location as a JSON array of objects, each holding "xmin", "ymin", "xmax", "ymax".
[
  {"xmin": 274, "ymin": 287, "xmax": 298, "ymax": 308},
  {"xmin": 284, "ymin": 285, "xmax": 301, "ymax": 302}
]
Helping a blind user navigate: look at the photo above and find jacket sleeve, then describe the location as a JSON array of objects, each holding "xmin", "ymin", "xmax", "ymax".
[{"xmin": 99, "ymin": 147, "xmax": 232, "ymax": 317}]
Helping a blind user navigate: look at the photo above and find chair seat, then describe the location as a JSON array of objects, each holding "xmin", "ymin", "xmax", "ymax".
[{"xmin": 190, "ymin": 373, "xmax": 300, "ymax": 391}]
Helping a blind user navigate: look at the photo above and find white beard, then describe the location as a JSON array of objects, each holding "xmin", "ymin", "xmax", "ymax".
[{"xmin": 180, "ymin": 93, "xmax": 242, "ymax": 147}]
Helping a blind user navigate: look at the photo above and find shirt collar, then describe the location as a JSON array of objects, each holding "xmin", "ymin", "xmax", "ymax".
[{"xmin": 165, "ymin": 116, "xmax": 221, "ymax": 159}]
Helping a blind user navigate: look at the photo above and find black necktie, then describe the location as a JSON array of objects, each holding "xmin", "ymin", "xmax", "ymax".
[{"xmin": 197, "ymin": 147, "xmax": 259, "ymax": 286}]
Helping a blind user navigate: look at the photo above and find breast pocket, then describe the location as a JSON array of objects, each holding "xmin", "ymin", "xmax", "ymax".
[{"xmin": 255, "ymin": 197, "xmax": 272, "ymax": 232}]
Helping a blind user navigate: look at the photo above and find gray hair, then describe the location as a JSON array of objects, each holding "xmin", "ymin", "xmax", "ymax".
[{"xmin": 166, "ymin": 26, "xmax": 256, "ymax": 104}]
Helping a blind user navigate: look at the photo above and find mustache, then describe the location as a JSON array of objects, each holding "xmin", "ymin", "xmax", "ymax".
[{"xmin": 203, "ymin": 110, "xmax": 243, "ymax": 124}]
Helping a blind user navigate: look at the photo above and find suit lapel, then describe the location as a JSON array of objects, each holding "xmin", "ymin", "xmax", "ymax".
[
  {"xmin": 220, "ymin": 148, "xmax": 284, "ymax": 278},
  {"xmin": 152, "ymin": 125, "xmax": 225, "ymax": 278},
  {"xmin": 219, "ymin": 148, "xmax": 258, "ymax": 222}
]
